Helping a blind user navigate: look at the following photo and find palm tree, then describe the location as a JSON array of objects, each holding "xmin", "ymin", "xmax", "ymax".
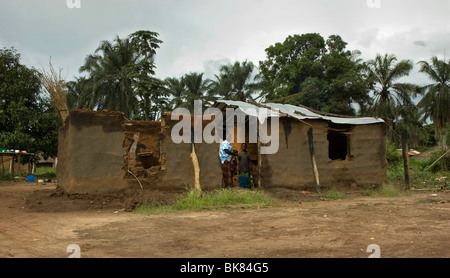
[
  {"xmin": 164, "ymin": 77, "xmax": 186, "ymax": 110},
  {"xmin": 365, "ymin": 54, "xmax": 418, "ymax": 140},
  {"xmin": 79, "ymin": 36, "xmax": 138, "ymax": 118},
  {"xmin": 209, "ymin": 61, "xmax": 259, "ymax": 102},
  {"xmin": 181, "ymin": 72, "xmax": 212, "ymax": 112},
  {"xmin": 417, "ymin": 56, "xmax": 450, "ymax": 140}
]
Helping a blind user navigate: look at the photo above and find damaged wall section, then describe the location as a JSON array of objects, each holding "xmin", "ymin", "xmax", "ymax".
[
  {"xmin": 57, "ymin": 109, "xmax": 223, "ymax": 194},
  {"xmin": 57, "ymin": 109, "xmax": 127, "ymax": 194}
]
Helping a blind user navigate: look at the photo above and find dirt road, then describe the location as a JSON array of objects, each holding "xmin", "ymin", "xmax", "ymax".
[{"xmin": 0, "ymin": 181, "xmax": 449, "ymax": 258}]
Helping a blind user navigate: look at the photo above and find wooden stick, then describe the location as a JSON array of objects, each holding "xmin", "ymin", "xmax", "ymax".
[
  {"xmin": 257, "ymin": 132, "xmax": 262, "ymax": 188},
  {"xmin": 126, "ymin": 169, "xmax": 143, "ymax": 189},
  {"xmin": 190, "ymin": 144, "xmax": 201, "ymax": 192},
  {"xmin": 425, "ymin": 149, "xmax": 450, "ymax": 171},
  {"xmin": 307, "ymin": 127, "xmax": 321, "ymax": 193}
]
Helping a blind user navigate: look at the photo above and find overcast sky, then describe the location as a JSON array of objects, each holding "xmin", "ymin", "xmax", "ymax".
[{"xmin": 1, "ymin": 0, "xmax": 449, "ymax": 85}]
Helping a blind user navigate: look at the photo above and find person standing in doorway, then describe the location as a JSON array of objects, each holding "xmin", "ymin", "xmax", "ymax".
[
  {"xmin": 219, "ymin": 133, "xmax": 234, "ymax": 188},
  {"xmin": 238, "ymin": 143, "xmax": 252, "ymax": 189}
]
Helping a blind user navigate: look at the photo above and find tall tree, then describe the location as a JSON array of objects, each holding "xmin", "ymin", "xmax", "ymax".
[
  {"xmin": 181, "ymin": 72, "xmax": 211, "ymax": 112},
  {"xmin": 164, "ymin": 77, "xmax": 185, "ymax": 110},
  {"xmin": 78, "ymin": 36, "xmax": 137, "ymax": 118},
  {"xmin": 258, "ymin": 33, "xmax": 371, "ymax": 115},
  {"xmin": 128, "ymin": 30, "xmax": 166, "ymax": 120},
  {"xmin": 364, "ymin": 54, "xmax": 418, "ymax": 139},
  {"xmin": 0, "ymin": 47, "xmax": 59, "ymax": 159},
  {"xmin": 209, "ymin": 60, "xmax": 259, "ymax": 102},
  {"xmin": 72, "ymin": 30, "xmax": 164, "ymax": 120},
  {"xmin": 259, "ymin": 33, "xmax": 325, "ymax": 104},
  {"xmin": 417, "ymin": 56, "xmax": 450, "ymax": 140}
]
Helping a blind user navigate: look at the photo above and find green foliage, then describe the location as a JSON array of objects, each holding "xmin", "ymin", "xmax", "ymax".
[
  {"xmin": 70, "ymin": 30, "xmax": 165, "ymax": 120},
  {"xmin": 134, "ymin": 188, "xmax": 278, "ymax": 214},
  {"xmin": 417, "ymin": 57, "xmax": 450, "ymax": 140},
  {"xmin": 441, "ymin": 124, "xmax": 450, "ymax": 147},
  {"xmin": 419, "ymin": 124, "xmax": 437, "ymax": 149},
  {"xmin": 180, "ymin": 72, "xmax": 212, "ymax": 112},
  {"xmin": 422, "ymin": 148, "xmax": 450, "ymax": 173},
  {"xmin": 35, "ymin": 167, "xmax": 56, "ymax": 178},
  {"xmin": 387, "ymin": 149, "xmax": 449, "ymax": 189},
  {"xmin": 208, "ymin": 60, "xmax": 259, "ymax": 102},
  {"xmin": 258, "ymin": 33, "xmax": 371, "ymax": 115},
  {"xmin": 0, "ymin": 170, "xmax": 13, "ymax": 181},
  {"xmin": 0, "ymin": 47, "xmax": 60, "ymax": 160},
  {"xmin": 386, "ymin": 140, "xmax": 402, "ymax": 164},
  {"xmin": 363, "ymin": 54, "xmax": 420, "ymax": 143}
]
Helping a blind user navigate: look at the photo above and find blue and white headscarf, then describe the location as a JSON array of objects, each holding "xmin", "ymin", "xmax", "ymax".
[{"xmin": 219, "ymin": 140, "xmax": 232, "ymax": 164}]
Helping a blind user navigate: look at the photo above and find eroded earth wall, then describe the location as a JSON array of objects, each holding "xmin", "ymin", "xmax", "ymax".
[{"xmin": 57, "ymin": 109, "xmax": 127, "ymax": 194}]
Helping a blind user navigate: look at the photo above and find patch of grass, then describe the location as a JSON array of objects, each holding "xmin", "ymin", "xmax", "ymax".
[
  {"xmin": 362, "ymin": 188, "xmax": 376, "ymax": 196},
  {"xmin": 322, "ymin": 188, "xmax": 345, "ymax": 199},
  {"xmin": 0, "ymin": 170, "xmax": 13, "ymax": 181},
  {"xmin": 35, "ymin": 167, "xmax": 56, "ymax": 178},
  {"xmin": 134, "ymin": 188, "xmax": 278, "ymax": 214},
  {"xmin": 387, "ymin": 155, "xmax": 449, "ymax": 189},
  {"xmin": 378, "ymin": 183, "xmax": 401, "ymax": 197}
]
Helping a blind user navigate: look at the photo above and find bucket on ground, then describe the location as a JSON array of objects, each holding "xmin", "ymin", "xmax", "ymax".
[{"xmin": 27, "ymin": 175, "xmax": 36, "ymax": 182}]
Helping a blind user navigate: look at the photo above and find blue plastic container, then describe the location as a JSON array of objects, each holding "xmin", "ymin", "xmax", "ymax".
[{"xmin": 27, "ymin": 175, "xmax": 36, "ymax": 182}]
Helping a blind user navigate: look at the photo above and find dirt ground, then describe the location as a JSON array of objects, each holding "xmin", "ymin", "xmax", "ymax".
[{"xmin": 0, "ymin": 180, "xmax": 449, "ymax": 258}]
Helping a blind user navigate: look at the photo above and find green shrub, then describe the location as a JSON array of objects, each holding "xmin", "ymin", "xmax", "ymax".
[
  {"xmin": 35, "ymin": 167, "xmax": 56, "ymax": 178},
  {"xmin": 423, "ymin": 148, "xmax": 450, "ymax": 173},
  {"xmin": 386, "ymin": 140, "xmax": 402, "ymax": 164}
]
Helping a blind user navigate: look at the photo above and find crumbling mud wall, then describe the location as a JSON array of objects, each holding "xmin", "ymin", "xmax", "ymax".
[
  {"xmin": 261, "ymin": 118, "xmax": 319, "ymax": 189},
  {"xmin": 262, "ymin": 118, "xmax": 387, "ymax": 190},
  {"xmin": 155, "ymin": 113, "xmax": 222, "ymax": 191},
  {"xmin": 58, "ymin": 110, "xmax": 223, "ymax": 194},
  {"xmin": 57, "ymin": 109, "xmax": 127, "ymax": 194},
  {"xmin": 350, "ymin": 123, "xmax": 387, "ymax": 185}
]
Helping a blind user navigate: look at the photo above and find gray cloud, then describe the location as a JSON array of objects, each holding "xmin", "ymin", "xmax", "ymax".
[
  {"xmin": 1, "ymin": 0, "xmax": 449, "ymax": 84},
  {"xmin": 414, "ymin": 41, "xmax": 427, "ymax": 47}
]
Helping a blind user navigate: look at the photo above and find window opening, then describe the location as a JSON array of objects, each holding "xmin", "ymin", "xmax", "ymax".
[{"xmin": 327, "ymin": 123, "xmax": 352, "ymax": 160}]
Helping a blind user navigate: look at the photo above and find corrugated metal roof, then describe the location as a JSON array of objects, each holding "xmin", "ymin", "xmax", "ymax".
[{"xmin": 214, "ymin": 100, "xmax": 384, "ymax": 125}]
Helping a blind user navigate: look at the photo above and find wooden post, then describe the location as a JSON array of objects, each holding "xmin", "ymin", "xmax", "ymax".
[
  {"xmin": 257, "ymin": 132, "xmax": 262, "ymax": 188},
  {"xmin": 189, "ymin": 124, "xmax": 201, "ymax": 193},
  {"xmin": 401, "ymin": 129, "xmax": 410, "ymax": 190},
  {"xmin": 190, "ymin": 144, "xmax": 201, "ymax": 193},
  {"xmin": 1, "ymin": 154, "xmax": 4, "ymax": 173},
  {"xmin": 307, "ymin": 127, "xmax": 321, "ymax": 193},
  {"xmin": 11, "ymin": 155, "xmax": 15, "ymax": 180}
]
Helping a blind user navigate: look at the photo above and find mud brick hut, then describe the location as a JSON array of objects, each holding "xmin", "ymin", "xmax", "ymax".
[
  {"xmin": 56, "ymin": 101, "xmax": 386, "ymax": 195},
  {"xmin": 213, "ymin": 100, "xmax": 387, "ymax": 191}
]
